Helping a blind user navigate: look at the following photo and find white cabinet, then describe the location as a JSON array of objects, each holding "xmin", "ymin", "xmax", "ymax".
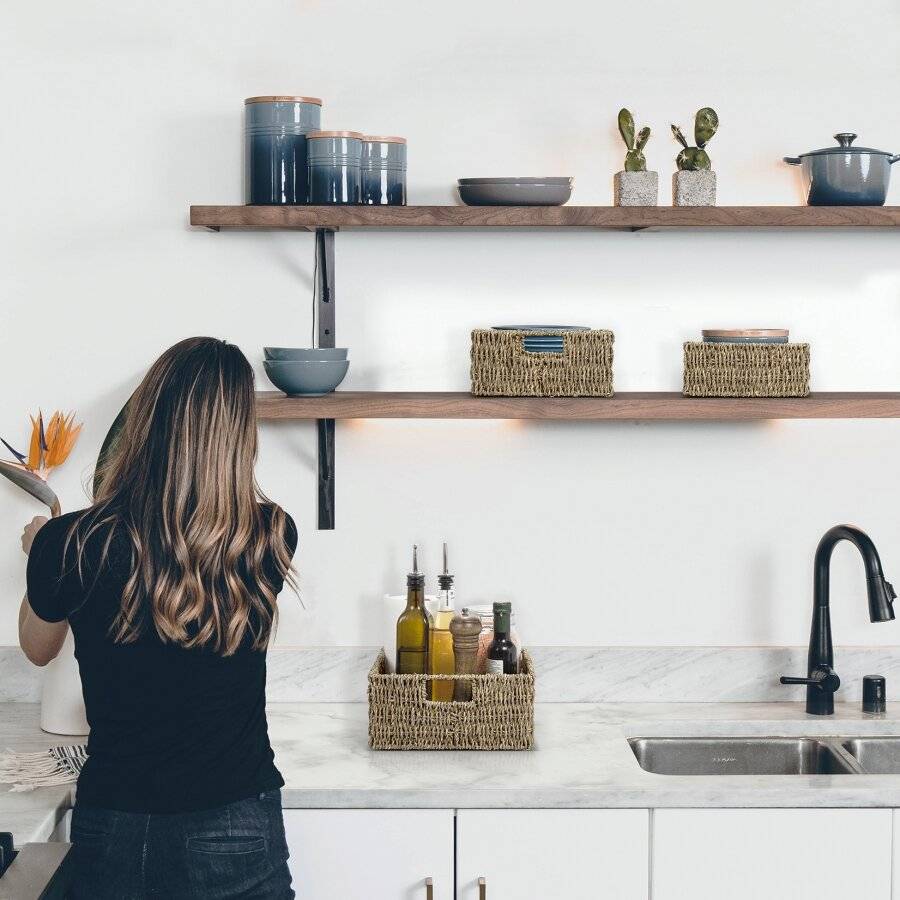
[
  {"xmin": 283, "ymin": 809, "xmax": 453, "ymax": 900},
  {"xmin": 456, "ymin": 809, "xmax": 649, "ymax": 900},
  {"xmin": 653, "ymin": 808, "xmax": 892, "ymax": 900}
]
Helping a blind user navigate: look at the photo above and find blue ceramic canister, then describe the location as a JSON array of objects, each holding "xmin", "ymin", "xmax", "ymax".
[
  {"xmin": 361, "ymin": 135, "xmax": 407, "ymax": 205},
  {"xmin": 244, "ymin": 96, "xmax": 322, "ymax": 205},
  {"xmin": 307, "ymin": 131, "xmax": 364, "ymax": 204}
]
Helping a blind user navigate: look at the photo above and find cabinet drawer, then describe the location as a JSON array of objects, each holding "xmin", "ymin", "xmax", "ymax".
[
  {"xmin": 283, "ymin": 809, "xmax": 453, "ymax": 900},
  {"xmin": 653, "ymin": 808, "xmax": 892, "ymax": 900},
  {"xmin": 457, "ymin": 809, "xmax": 648, "ymax": 899}
]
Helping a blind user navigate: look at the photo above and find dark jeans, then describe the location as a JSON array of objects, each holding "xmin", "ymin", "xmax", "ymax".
[{"xmin": 68, "ymin": 789, "xmax": 294, "ymax": 899}]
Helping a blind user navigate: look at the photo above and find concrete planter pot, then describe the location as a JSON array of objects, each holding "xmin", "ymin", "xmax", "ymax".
[
  {"xmin": 673, "ymin": 170, "xmax": 717, "ymax": 206},
  {"xmin": 614, "ymin": 171, "xmax": 658, "ymax": 207}
]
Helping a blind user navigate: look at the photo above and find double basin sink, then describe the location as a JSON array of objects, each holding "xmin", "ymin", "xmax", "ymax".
[{"xmin": 630, "ymin": 737, "xmax": 900, "ymax": 776}]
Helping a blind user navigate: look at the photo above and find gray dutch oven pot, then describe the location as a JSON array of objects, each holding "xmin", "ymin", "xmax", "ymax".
[{"xmin": 784, "ymin": 133, "xmax": 900, "ymax": 206}]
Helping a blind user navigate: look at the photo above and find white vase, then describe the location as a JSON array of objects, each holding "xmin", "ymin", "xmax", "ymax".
[{"xmin": 40, "ymin": 630, "xmax": 89, "ymax": 736}]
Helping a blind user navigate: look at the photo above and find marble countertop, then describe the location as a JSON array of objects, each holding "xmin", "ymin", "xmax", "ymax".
[
  {"xmin": 0, "ymin": 705, "xmax": 74, "ymax": 848},
  {"xmin": 8, "ymin": 700, "xmax": 900, "ymax": 845}
]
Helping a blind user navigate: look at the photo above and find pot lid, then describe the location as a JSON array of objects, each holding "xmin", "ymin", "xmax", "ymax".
[{"xmin": 799, "ymin": 133, "xmax": 894, "ymax": 157}]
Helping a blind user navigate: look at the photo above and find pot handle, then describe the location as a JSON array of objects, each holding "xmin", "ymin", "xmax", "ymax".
[{"xmin": 783, "ymin": 156, "xmax": 802, "ymax": 165}]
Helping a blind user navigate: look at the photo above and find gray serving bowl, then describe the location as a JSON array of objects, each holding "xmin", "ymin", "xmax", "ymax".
[
  {"xmin": 264, "ymin": 347, "xmax": 348, "ymax": 361},
  {"xmin": 263, "ymin": 359, "xmax": 349, "ymax": 396},
  {"xmin": 458, "ymin": 180, "xmax": 573, "ymax": 206}
]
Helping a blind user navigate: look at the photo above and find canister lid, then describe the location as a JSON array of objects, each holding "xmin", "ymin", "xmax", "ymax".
[
  {"xmin": 308, "ymin": 130, "xmax": 365, "ymax": 139},
  {"xmin": 362, "ymin": 135, "xmax": 407, "ymax": 144},
  {"xmin": 245, "ymin": 95, "xmax": 323, "ymax": 106},
  {"xmin": 798, "ymin": 133, "xmax": 893, "ymax": 158}
]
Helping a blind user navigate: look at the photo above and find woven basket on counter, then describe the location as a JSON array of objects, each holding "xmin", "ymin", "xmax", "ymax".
[
  {"xmin": 683, "ymin": 341, "xmax": 810, "ymax": 398},
  {"xmin": 367, "ymin": 649, "xmax": 535, "ymax": 750},
  {"xmin": 471, "ymin": 329, "xmax": 614, "ymax": 397}
]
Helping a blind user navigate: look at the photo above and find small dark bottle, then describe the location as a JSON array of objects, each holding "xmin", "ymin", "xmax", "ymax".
[
  {"xmin": 863, "ymin": 675, "xmax": 887, "ymax": 714},
  {"xmin": 486, "ymin": 602, "xmax": 518, "ymax": 675}
]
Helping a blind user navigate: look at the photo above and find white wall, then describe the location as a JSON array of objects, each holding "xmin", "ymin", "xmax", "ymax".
[{"xmin": 3, "ymin": 0, "xmax": 900, "ymax": 648}]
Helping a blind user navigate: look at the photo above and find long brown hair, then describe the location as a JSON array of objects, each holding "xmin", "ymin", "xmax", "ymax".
[{"xmin": 72, "ymin": 337, "xmax": 295, "ymax": 655}]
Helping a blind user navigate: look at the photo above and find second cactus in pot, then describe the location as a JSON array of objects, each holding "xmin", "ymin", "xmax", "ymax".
[{"xmin": 671, "ymin": 107, "xmax": 719, "ymax": 206}]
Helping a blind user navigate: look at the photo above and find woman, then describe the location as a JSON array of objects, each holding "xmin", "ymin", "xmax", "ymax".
[{"xmin": 18, "ymin": 337, "xmax": 298, "ymax": 899}]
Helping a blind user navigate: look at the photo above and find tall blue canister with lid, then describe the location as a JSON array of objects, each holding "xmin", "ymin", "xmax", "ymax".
[
  {"xmin": 244, "ymin": 96, "xmax": 322, "ymax": 205},
  {"xmin": 307, "ymin": 131, "xmax": 364, "ymax": 204},
  {"xmin": 361, "ymin": 136, "xmax": 407, "ymax": 205}
]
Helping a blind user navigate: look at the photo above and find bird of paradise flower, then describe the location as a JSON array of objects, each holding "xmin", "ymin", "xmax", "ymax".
[{"xmin": 0, "ymin": 412, "xmax": 82, "ymax": 518}]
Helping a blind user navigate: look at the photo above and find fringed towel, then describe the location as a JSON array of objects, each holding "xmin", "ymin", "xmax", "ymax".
[{"xmin": 0, "ymin": 745, "xmax": 87, "ymax": 792}]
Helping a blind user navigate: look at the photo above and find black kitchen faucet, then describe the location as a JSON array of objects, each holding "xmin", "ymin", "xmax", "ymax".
[{"xmin": 781, "ymin": 525, "xmax": 896, "ymax": 715}]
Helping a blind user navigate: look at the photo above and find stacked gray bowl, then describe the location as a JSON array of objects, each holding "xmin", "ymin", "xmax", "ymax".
[{"xmin": 263, "ymin": 348, "xmax": 349, "ymax": 396}]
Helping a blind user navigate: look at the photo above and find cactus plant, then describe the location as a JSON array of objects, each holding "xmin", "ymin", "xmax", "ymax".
[
  {"xmin": 618, "ymin": 108, "xmax": 651, "ymax": 173},
  {"xmin": 671, "ymin": 107, "xmax": 718, "ymax": 171}
]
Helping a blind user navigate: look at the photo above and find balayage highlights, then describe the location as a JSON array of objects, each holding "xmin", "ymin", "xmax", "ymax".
[{"xmin": 71, "ymin": 337, "xmax": 295, "ymax": 656}]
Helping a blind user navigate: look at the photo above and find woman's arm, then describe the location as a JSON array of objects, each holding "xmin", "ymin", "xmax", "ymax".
[{"xmin": 19, "ymin": 516, "xmax": 68, "ymax": 666}]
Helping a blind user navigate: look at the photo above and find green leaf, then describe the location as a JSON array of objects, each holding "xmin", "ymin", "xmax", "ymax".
[
  {"xmin": 677, "ymin": 147, "xmax": 711, "ymax": 171},
  {"xmin": 624, "ymin": 150, "xmax": 647, "ymax": 172},
  {"xmin": 635, "ymin": 126, "xmax": 651, "ymax": 152},
  {"xmin": 618, "ymin": 108, "xmax": 635, "ymax": 150},
  {"xmin": 671, "ymin": 124, "xmax": 689, "ymax": 149},
  {"xmin": 694, "ymin": 107, "xmax": 719, "ymax": 148},
  {"xmin": 0, "ymin": 460, "xmax": 59, "ymax": 510}
]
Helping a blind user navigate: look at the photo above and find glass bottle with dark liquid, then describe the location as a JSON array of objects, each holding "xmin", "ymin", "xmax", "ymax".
[
  {"xmin": 396, "ymin": 545, "xmax": 430, "ymax": 675},
  {"xmin": 487, "ymin": 602, "xmax": 518, "ymax": 675}
]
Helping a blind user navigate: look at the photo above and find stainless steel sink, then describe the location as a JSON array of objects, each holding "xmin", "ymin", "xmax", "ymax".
[
  {"xmin": 629, "ymin": 737, "xmax": 861, "ymax": 776},
  {"xmin": 841, "ymin": 737, "xmax": 900, "ymax": 774}
]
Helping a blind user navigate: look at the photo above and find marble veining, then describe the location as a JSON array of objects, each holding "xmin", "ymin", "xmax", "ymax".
[
  {"xmin": 8, "ymin": 700, "xmax": 900, "ymax": 845},
  {"xmin": 4, "ymin": 645, "xmax": 900, "ymax": 704}
]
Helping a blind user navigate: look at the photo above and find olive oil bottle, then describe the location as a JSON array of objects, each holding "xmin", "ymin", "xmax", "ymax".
[
  {"xmin": 396, "ymin": 545, "xmax": 430, "ymax": 675},
  {"xmin": 429, "ymin": 543, "xmax": 456, "ymax": 701}
]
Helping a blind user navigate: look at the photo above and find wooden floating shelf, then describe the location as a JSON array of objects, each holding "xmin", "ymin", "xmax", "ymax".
[
  {"xmin": 256, "ymin": 391, "xmax": 900, "ymax": 421},
  {"xmin": 192, "ymin": 205, "xmax": 900, "ymax": 231}
]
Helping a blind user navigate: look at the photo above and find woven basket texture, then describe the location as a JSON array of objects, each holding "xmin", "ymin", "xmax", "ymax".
[
  {"xmin": 471, "ymin": 329, "xmax": 614, "ymax": 397},
  {"xmin": 683, "ymin": 342, "xmax": 810, "ymax": 398},
  {"xmin": 368, "ymin": 650, "xmax": 535, "ymax": 750}
]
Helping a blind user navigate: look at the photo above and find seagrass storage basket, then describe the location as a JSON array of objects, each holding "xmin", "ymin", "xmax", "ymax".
[
  {"xmin": 471, "ymin": 329, "xmax": 614, "ymax": 397},
  {"xmin": 683, "ymin": 342, "xmax": 810, "ymax": 398},
  {"xmin": 368, "ymin": 649, "xmax": 535, "ymax": 750}
]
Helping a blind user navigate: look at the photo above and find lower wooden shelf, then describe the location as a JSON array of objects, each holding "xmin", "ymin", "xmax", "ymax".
[{"xmin": 256, "ymin": 391, "xmax": 900, "ymax": 421}]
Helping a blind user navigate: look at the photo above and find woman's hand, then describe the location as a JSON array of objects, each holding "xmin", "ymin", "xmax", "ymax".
[{"xmin": 21, "ymin": 516, "xmax": 49, "ymax": 555}]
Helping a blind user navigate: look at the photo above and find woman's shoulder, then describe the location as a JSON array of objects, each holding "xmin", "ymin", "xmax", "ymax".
[
  {"xmin": 31, "ymin": 508, "xmax": 91, "ymax": 554},
  {"xmin": 259, "ymin": 502, "xmax": 298, "ymax": 551}
]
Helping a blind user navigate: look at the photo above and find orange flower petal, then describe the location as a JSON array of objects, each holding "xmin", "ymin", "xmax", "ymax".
[{"xmin": 27, "ymin": 415, "xmax": 42, "ymax": 470}]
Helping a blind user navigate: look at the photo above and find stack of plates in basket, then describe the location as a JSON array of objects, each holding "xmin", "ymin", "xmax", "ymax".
[
  {"xmin": 458, "ymin": 177, "xmax": 573, "ymax": 207},
  {"xmin": 263, "ymin": 347, "xmax": 349, "ymax": 396},
  {"xmin": 493, "ymin": 325, "xmax": 589, "ymax": 354},
  {"xmin": 701, "ymin": 329, "xmax": 789, "ymax": 344}
]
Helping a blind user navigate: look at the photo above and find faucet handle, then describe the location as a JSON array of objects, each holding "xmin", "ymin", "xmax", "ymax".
[{"xmin": 780, "ymin": 666, "xmax": 841, "ymax": 693}]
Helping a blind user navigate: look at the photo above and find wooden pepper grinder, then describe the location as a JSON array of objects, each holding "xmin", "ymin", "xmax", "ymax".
[{"xmin": 449, "ymin": 608, "xmax": 482, "ymax": 702}]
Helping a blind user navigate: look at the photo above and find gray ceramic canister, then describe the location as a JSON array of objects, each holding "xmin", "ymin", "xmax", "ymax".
[
  {"xmin": 244, "ymin": 96, "xmax": 323, "ymax": 205},
  {"xmin": 307, "ymin": 131, "xmax": 364, "ymax": 204},
  {"xmin": 784, "ymin": 133, "xmax": 900, "ymax": 206},
  {"xmin": 361, "ymin": 136, "xmax": 407, "ymax": 205}
]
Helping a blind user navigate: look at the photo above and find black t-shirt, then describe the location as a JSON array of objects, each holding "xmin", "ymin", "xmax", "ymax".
[{"xmin": 26, "ymin": 505, "xmax": 298, "ymax": 814}]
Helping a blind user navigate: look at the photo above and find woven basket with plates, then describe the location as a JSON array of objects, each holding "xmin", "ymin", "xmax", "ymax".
[
  {"xmin": 683, "ymin": 341, "xmax": 810, "ymax": 398},
  {"xmin": 470, "ymin": 328, "xmax": 614, "ymax": 397}
]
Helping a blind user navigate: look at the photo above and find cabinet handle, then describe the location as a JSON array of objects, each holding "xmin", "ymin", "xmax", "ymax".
[
  {"xmin": 479, "ymin": 876, "xmax": 486, "ymax": 899},
  {"xmin": 425, "ymin": 876, "xmax": 433, "ymax": 899}
]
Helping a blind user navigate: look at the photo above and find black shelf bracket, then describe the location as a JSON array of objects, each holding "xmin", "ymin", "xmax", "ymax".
[{"xmin": 315, "ymin": 228, "xmax": 336, "ymax": 530}]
